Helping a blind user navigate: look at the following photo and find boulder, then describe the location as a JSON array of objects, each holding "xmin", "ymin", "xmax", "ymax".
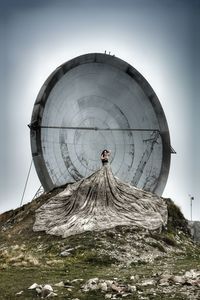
[
  {"xmin": 28, "ymin": 283, "xmax": 40, "ymax": 290},
  {"xmin": 41, "ymin": 284, "xmax": 53, "ymax": 298},
  {"xmin": 54, "ymin": 281, "xmax": 65, "ymax": 287},
  {"xmin": 15, "ymin": 291, "xmax": 23, "ymax": 295},
  {"xmin": 172, "ymin": 275, "xmax": 185, "ymax": 284}
]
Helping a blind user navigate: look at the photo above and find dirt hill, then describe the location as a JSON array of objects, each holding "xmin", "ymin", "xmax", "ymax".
[{"xmin": 0, "ymin": 186, "xmax": 199, "ymax": 300}]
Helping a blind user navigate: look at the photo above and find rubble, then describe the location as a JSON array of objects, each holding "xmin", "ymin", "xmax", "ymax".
[
  {"xmin": 28, "ymin": 283, "xmax": 56, "ymax": 298},
  {"xmin": 15, "ymin": 290, "xmax": 23, "ymax": 295},
  {"xmin": 28, "ymin": 283, "xmax": 40, "ymax": 290},
  {"xmin": 0, "ymin": 182, "xmax": 199, "ymax": 299},
  {"xmin": 82, "ymin": 278, "xmax": 137, "ymax": 297},
  {"xmin": 79, "ymin": 270, "xmax": 200, "ymax": 299},
  {"xmin": 54, "ymin": 281, "xmax": 65, "ymax": 287},
  {"xmin": 158, "ymin": 269, "xmax": 200, "ymax": 287},
  {"xmin": 60, "ymin": 245, "xmax": 81, "ymax": 256}
]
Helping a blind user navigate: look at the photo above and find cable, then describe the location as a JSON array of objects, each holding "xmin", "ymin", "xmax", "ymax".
[{"xmin": 20, "ymin": 159, "xmax": 33, "ymax": 207}]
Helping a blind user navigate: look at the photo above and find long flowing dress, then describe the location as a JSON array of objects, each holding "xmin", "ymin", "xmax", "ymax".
[{"xmin": 33, "ymin": 164, "xmax": 168, "ymax": 237}]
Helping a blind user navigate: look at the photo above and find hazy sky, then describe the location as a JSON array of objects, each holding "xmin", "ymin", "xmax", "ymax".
[{"xmin": 1, "ymin": 0, "xmax": 199, "ymax": 220}]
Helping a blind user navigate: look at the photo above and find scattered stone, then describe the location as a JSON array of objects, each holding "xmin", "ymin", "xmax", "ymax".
[
  {"xmin": 157, "ymin": 269, "xmax": 200, "ymax": 290},
  {"xmin": 140, "ymin": 279, "xmax": 155, "ymax": 286},
  {"xmin": 127, "ymin": 285, "xmax": 136, "ymax": 292},
  {"xmin": 28, "ymin": 284, "xmax": 57, "ymax": 298},
  {"xmin": 28, "ymin": 284, "xmax": 54, "ymax": 298},
  {"xmin": 60, "ymin": 250, "xmax": 71, "ymax": 257},
  {"xmin": 82, "ymin": 277, "xmax": 138, "ymax": 298},
  {"xmin": 111, "ymin": 283, "xmax": 123, "ymax": 293},
  {"xmin": 172, "ymin": 275, "xmax": 186, "ymax": 284},
  {"xmin": 122, "ymin": 293, "xmax": 132, "ymax": 298},
  {"xmin": 184, "ymin": 269, "xmax": 200, "ymax": 279},
  {"xmin": 105, "ymin": 294, "xmax": 112, "ymax": 299},
  {"xmin": 60, "ymin": 246, "xmax": 81, "ymax": 256},
  {"xmin": 15, "ymin": 291, "xmax": 23, "ymax": 295},
  {"xmin": 8, "ymin": 254, "xmax": 24, "ymax": 263},
  {"xmin": 187, "ymin": 279, "xmax": 200, "ymax": 286},
  {"xmin": 78, "ymin": 270, "xmax": 200, "ymax": 299},
  {"xmin": 159, "ymin": 274, "xmax": 172, "ymax": 286},
  {"xmin": 63, "ymin": 280, "xmax": 71, "ymax": 286},
  {"xmin": 26, "ymin": 254, "xmax": 39, "ymax": 266},
  {"xmin": 54, "ymin": 281, "xmax": 65, "ymax": 287},
  {"xmin": 46, "ymin": 291, "xmax": 57, "ymax": 297},
  {"xmin": 36, "ymin": 287, "xmax": 42, "ymax": 294},
  {"xmin": 64, "ymin": 284, "xmax": 73, "ymax": 289},
  {"xmin": 98, "ymin": 281, "xmax": 108, "ymax": 292},
  {"xmin": 130, "ymin": 274, "xmax": 139, "ymax": 281},
  {"xmin": 159, "ymin": 280, "xmax": 169, "ymax": 286},
  {"xmin": 28, "ymin": 283, "xmax": 39, "ymax": 290},
  {"xmin": 43, "ymin": 284, "xmax": 53, "ymax": 291},
  {"xmin": 105, "ymin": 280, "xmax": 114, "ymax": 288},
  {"xmin": 41, "ymin": 284, "xmax": 54, "ymax": 298},
  {"xmin": 71, "ymin": 278, "xmax": 84, "ymax": 283},
  {"xmin": 82, "ymin": 277, "xmax": 99, "ymax": 291},
  {"xmin": 12, "ymin": 245, "xmax": 20, "ymax": 250}
]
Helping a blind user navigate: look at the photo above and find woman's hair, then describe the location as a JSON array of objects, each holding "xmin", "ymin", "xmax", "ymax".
[{"xmin": 101, "ymin": 149, "xmax": 109, "ymax": 155}]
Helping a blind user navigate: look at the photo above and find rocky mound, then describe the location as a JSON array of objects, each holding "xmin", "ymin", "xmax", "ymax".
[
  {"xmin": 0, "ymin": 180, "xmax": 199, "ymax": 299},
  {"xmin": 0, "ymin": 182, "xmax": 189, "ymax": 242}
]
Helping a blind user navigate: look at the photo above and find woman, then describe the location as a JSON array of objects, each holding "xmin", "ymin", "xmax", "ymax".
[
  {"xmin": 34, "ymin": 149, "xmax": 167, "ymax": 238},
  {"xmin": 100, "ymin": 149, "xmax": 111, "ymax": 165}
]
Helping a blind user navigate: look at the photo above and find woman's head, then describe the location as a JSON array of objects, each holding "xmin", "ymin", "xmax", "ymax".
[{"xmin": 101, "ymin": 149, "xmax": 109, "ymax": 155}]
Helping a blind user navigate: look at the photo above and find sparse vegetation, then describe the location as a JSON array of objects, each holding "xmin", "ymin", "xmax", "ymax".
[
  {"xmin": 165, "ymin": 198, "xmax": 189, "ymax": 234},
  {"xmin": 0, "ymin": 191, "xmax": 199, "ymax": 299}
]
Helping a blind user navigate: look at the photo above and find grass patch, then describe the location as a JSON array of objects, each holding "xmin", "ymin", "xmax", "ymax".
[
  {"xmin": 1, "ymin": 247, "xmax": 200, "ymax": 300},
  {"xmin": 162, "ymin": 235, "xmax": 177, "ymax": 246},
  {"xmin": 147, "ymin": 241, "xmax": 166, "ymax": 252},
  {"xmin": 82, "ymin": 252, "xmax": 117, "ymax": 266},
  {"xmin": 131, "ymin": 260, "xmax": 147, "ymax": 266},
  {"xmin": 165, "ymin": 198, "xmax": 190, "ymax": 234}
]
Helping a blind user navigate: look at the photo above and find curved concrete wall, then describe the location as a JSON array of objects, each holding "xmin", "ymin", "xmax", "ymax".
[{"xmin": 30, "ymin": 53, "xmax": 171, "ymax": 194}]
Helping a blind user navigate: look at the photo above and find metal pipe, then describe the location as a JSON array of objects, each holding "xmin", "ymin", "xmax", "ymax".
[{"xmin": 39, "ymin": 125, "xmax": 160, "ymax": 132}]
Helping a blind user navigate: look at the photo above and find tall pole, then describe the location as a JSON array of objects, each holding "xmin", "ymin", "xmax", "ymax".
[{"xmin": 189, "ymin": 195, "xmax": 194, "ymax": 221}]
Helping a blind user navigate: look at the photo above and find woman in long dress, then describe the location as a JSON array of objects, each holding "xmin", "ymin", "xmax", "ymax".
[
  {"xmin": 33, "ymin": 150, "xmax": 167, "ymax": 237},
  {"xmin": 100, "ymin": 149, "xmax": 111, "ymax": 165}
]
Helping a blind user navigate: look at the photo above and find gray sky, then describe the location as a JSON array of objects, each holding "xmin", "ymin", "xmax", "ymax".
[{"xmin": 1, "ymin": 0, "xmax": 200, "ymax": 220}]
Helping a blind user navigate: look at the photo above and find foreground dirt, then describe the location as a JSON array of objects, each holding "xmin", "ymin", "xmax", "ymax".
[{"xmin": 0, "ymin": 190, "xmax": 199, "ymax": 299}]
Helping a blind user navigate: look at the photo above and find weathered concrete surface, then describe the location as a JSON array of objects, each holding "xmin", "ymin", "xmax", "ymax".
[
  {"xmin": 188, "ymin": 221, "xmax": 200, "ymax": 242},
  {"xmin": 30, "ymin": 53, "xmax": 171, "ymax": 195},
  {"xmin": 33, "ymin": 165, "xmax": 167, "ymax": 238}
]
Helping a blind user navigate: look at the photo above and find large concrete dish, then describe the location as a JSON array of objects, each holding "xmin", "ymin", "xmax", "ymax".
[{"xmin": 30, "ymin": 53, "xmax": 171, "ymax": 195}]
